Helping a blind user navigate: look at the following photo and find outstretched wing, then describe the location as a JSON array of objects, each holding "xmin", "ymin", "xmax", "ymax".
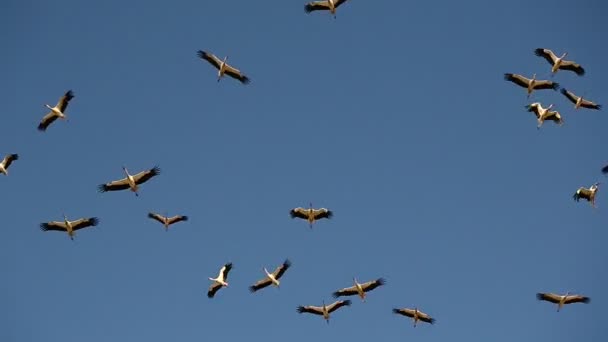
[
  {"xmin": 2, "ymin": 154, "xmax": 18, "ymax": 169},
  {"xmin": 313, "ymin": 208, "xmax": 333, "ymax": 220},
  {"xmin": 40, "ymin": 221, "xmax": 68, "ymax": 232},
  {"xmin": 98, "ymin": 177, "xmax": 130, "ymax": 192},
  {"xmin": 272, "ymin": 259, "xmax": 292, "ymax": 279},
  {"xmin": 560, "ymin": 88, "xmax": 579, "ymax": 105},
  {"xmin": 290, "ymin": 207, "xmax": 309, "ymax": 219},
  {"xmin": 361, "ymin": 278, "xmax": 386, "ymax": 292},
  {"xmin": 559, "ymin": 60, "xmax": 585, "ymax": 76},
  {"xmin": 71, "ymin": 217, "xmax": 99, "ymax": 231},
  {"xmin": 207, "ymin": 282, "xmax": 222, "ymax": 298},
  {"xmin": 224, "ymin": 64, "xmax": 250, "ymax": 84},
  {"xmin": 56, "ymin": 90, "xmax": 74, "ymax": 113},
  {"xmin": 305, "ymin": 1, "xmax": 330, "ymax": 13},
  {"xmin": 564, "ymin": 295, "xmax": 590, "ymax": 304},
  {"xmin": 534, "ymin": 48, "xmax": 558, "ymax": 66},
  {"xmin": 327, "ymin": 299, "xmax": 351, "ymax": 313},
  {"xmin": 393, "ymin": 308, "xmax": 416, "ymax": 318},
  {"xmin": 168, "ymin": 215, "xmax": 188, "ymax": 224},
  {"xmin": 504, "ymin": 73, "xmax": 530, "ymax": 88},
  {"xmin": 38, "ymin": 111, "xmax": 59, "ymax": 131},
  {"xmin": 532, "ymin": 80, "xmax": 559, "ymax": 90},
  {"xmin": 221, "ymin": 263, "xmax": 233, "ymax": 280},
  {"xmin": 132, "ymin": 166, "xmax": 160, "ymax": 185},
  {"xmin": 148, "ymin": 212, "xmax": 166, "ymax": 224},
  {"xmin": 537, "ymin": 292, "xmax": 561, "ymax": 303},
  {"xmin": 332, "ymin": 285, "xmax": 358, "ymax": 298},
  {"xmin": 197, "ymin": 50, "xmax": 222, "ymax": 70},
  {"xmin": 297, "ymin": 305, "xmax": 324, "ymax": 315},
  {"xmin": 249, "ymin": 278, "xmax": 272, "ymax": 293}
]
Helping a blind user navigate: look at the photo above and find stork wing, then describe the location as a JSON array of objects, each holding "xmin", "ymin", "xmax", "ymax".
[
  {"xmin": 224, "ymin": 64, "xmax": 250, "ymax": 84},
  {"xmin": 560, "ymin": 88, "xmax": 579, "ymax": 105},
  {"xmin": 559, "ymin": 60, "xmax": 585, "ymax": 76},
  {"xmin": 312, "ymin": 208, "xmax": 333, "ymax": 220},
  {"xmin": 564, "ymin": 295, "xmax": 590, "ymax": 304},
  {"xmin": 361, "ymin": 278, "xmax": 386, "ymax": 292},
  {"xmin": 272, "ymin": 259, "xmax": 291, "ymax": 279},
  {"xmin": 197, "ymin": 50, "xmax": 222, "ymax": 70},
  {"xmin": 207, "ymin": 282, "xmax": 223, "ymax": 298},
  {"xmin": 2, "ymin": 154, "xmax": 18, "ymax": 169},
  {"xmin": 38, "ymin": 111, "xmax": 59, "ymax": 131},
  {"xmin": 546, "ymin": 111, "xmax": 563, "ymax": 124},
  {"xmin": 148, "ymin": 212, "xmax": 166, "ymax": 224},
  {"xmin": 249, "ymin": 277, "xmax": 272, "ymax": 293},
  {"xmin": 56, "ymin": 90, "xmax": 74, "ymax": 113},
  {"xmin": 98, "ymin": 177, "xmax": 130, "ymax": 192},
  {"xmin": 580, "ymin": 98, "xmax": 601, "ymax": 110},
  {"xmin": 132, "ymin": 166, "xmax": 160, "ymax": 185},
  {"xmin": 297, "ymin": 305, "xmax": 324, "ymax": 315},
  {"xmin": 418, "ymin": 311, "xmax": 436, "ymax": 324},
  {"xmin": 168, "ymin": 215, "xmax": 188, "ymax": 224},
  {"xmin": 332, "ymin": 285, "xmax": 359, "ymax": 298},
  {"xmin": 534, "ymin": 48, "xmax": 558, "ymax": 66},
  {"xmin": 532, "ymin": 80, "xmax": 559, "ymax": 90},
  {"xmin": 221, "ymin": 263, "xmax": 233, "ymax": 280},
  {"xmin": 393, "ymin": 308, "xmax": 416, "ymax": 318},
  {"xmin": 71, "ymin": 217, "xmax": 99, "ymax": 231},
  {"xmin": 504, "ymin": 73, "xmax": 530, "ymax": 88},
  {"xmin": 537, "ymin": 292, "xmax": 562, "ymax": 303},
  {"xmin": 289, "ymin": 208, "xmax": 309, "ymax": 219},
  {"xmin": 335, "ymin": 0, "xmax": 349, "ymax": 7},
  {"xmin": 326, "ymin": 299, "xmax": 351, "ymax": 313},
  {"xmin": 40, "ymin": 221, "xmax": 68, "ymax": 232},
  {"xmin": 305, "ymin": 1, "xmax": 331, "ymax": 13},
  {"xmin": 526, "ymin": 103, "xmax": 541, "ymax": 118}
]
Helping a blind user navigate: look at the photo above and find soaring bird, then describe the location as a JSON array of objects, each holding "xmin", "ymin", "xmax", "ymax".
[
  {"xmin": 290, "ymin": 203, "xmax": 333, "ymax": 228},
  {"xmin": 98, "ymin": 166, "xmax": 160, "ymax": 196},
  {"xmin": 304, "ymin": 0, "xmax": 350, "ymax": 18},
  {"xmin": 560, "ymin": 89, "xmax": 601, "ymax": 110},
  {"xmin": 297, "ymin": 300, "xmax": 351, "ymax": 324},
  {"xmin": 208, "ymin": 262, "xmax": 233, "ymax": 298},
  {"xmin": 332, "ymin": 277, "xmax": 385, "ymax": 302},
  {"xmin": 526, "ymin": 102, "xmax": 563, "ymax": 129},
  {"xmin": 504, "ymin": 73, "xmax": 559, "ymax": 97},
  {"xmin": 197, "ymin": 50, "xmax": 250, "ymax": 84},
  {"xmin": 147, "ymin": 212, "xmax": 188, "ymax": 231},
  {"xmin": 0, "ymin": 154, "xmax": 18, "ymax": 176},
  {"xmin": 573, "ymin": 182, "xmax": 600, "ymax": 208},
  {"xmin": 393, "ymin": 307, "xmax": 436, "ymax": 327},
  {"xmin": 38, "ymin": 90, "xmax": 75, "ymax": 131},
  {"xmin": 40, "ymin": 215, "xmax": 99, "ymax": 240},
  {"xmin": 249, "ymin": 259, "xmax": 292, "ymax": 293},
  {"xmin": 534, "ymin": 48, "xmax": 585, "ymax": 76},
  {"xmin": 536, "ymin": 292, "xmax": 590, "ymax": 311}
]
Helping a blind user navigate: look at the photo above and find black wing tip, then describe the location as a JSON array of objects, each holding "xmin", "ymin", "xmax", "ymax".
[
  {"xmin": 343, "ymin": 299, "xmax": 352, "ymax": 306},
  {"xmin": 376, "ymin": 277, "xmax": 386, "ymax": 285},
  {"xmin": 534, "ymin": 48, "xmax": 545, "ymax": 56},
  {"xmin": 392, "ymin": 308, "xmax": 401, "ymax": 314},
  {"xmin": 249, "ymin": 286, "xmax": 258, "ymax": 293},
  {"xmin": 296, "ymin": 306, "xmax": 306, "ymax": 313},
  {"xmin": 89, "ymin": 217, "xmax": 100, "ymax": 226},
  {"xmin": 283, "ymin": 258, "xmax": 292, "ymax": 267},
  {"xmin": 10, "ymin": 154, "xmax": 19, "ymax": 160},
  {"xmin": 602, "ymin": 166, "xmax": 608, "ymax": 174},
  {"xmin": 150, "ymin": 166, "xmax": 161, "ymax": 175},
  {"xmin": 552, "ymin": 82, "xmax": 560, "ymax": 90},
  {"xmin": 536, "ymin": 293, "xmax": 545, "ymax": 300},
  {"xmin": 181, "ymin": 216, "xmax": 189, "ymax": 221},
  {"xmin": 595, "ymin": 104, "xmax": 602, "ymax": 110},
  {"xmin": 560, "ymin": 88, "xmax": 568, "ymax": 95},
  {"xmin": 429, "ymin": 318, "xmax": 437, "ymax": 324},
  {"xmin": 289, "ymin": 209, "xmax": 297, "ymax": 218},
  {"xmin": 37, "ymin": 123, "xmax": 47, "ymax": 131},
  {"xmin": 240, "ymin": 76, "xmax": 251, "ymax": 84},
  {"xmin": 326, "ymin": 210, "xmax": 334, "ymax": 218},
  {"xmin": 207, "ymin": 292, "xmax": 214, "ymax": 298},
  {"xmin": 332, "ymin": 291, "xmax": 341, "ymax": 298},
  {"xmin": 304, "ymin": 4, "xmax": 313, "ymax": 13},
  {"xmin": 40, "ymin": 223, "xmax": 49, "ymax": 231},
  {"xmin": 582, "ymin": 297, "xmax": 591, "ymax": 303},
  {"xmin": 147, "ymin": 212, "xmax": 155, "ymax": 218},
  {"xmin": 98, "ymin": 184, "xmax": 108, "ymax": 193},
  {"xmin": 503, "ymin": 73, "xmax": 513, "ymax": 80}
]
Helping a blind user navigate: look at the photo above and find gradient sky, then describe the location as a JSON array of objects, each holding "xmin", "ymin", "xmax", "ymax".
[{"xmin": 2, "ymin": 0, "xmax": 607, "ymax": 341}]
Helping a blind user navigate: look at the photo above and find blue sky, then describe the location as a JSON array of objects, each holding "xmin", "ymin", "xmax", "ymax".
[{"xmin": 2, "ymin": 0, "xmax": 606, "ymax": 341}]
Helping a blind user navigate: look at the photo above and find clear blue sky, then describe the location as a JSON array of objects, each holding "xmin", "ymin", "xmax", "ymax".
[{"xmin": 2, "ymin": 0, "xmax": 606, "ymax": 341}]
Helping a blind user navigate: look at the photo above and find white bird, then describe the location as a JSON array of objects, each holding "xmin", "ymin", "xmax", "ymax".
[
  {"xmin": 573, "ymin": 182, "xmax": 600, "ymax": 208},
  {"xmin": 332, "ymin": 277, "xmax": 385, "ymax": 302},
  {"xmin": 504, "ymin": 73, "xmax": 559, "ymax": 98},
  {"xmin": 536, "ymin": 292, "xmax": 590, "ymax": 311},
  {"xmin": 197, "ymin": 50, "xmax": 250, "ymax": 84},
  {"xmin": 526, "ymin": 102, "xmax": 563, "ymax": 129},
  {"xmin": 98, "ymin": 166, "xmax": 160, "ymax": 196},
  {"xmin": 393, "ymin": 307, "xmax": 436, "ymax": 327},
  {"xmin": 208, "ymin": 262, "xmax": 233, "ymax": 298},
  {"xmin": 38, "ymin": 90, "xmax": 74, "ymax": 131},
  {"xmin": 290, "ymin": 203, "xmax": 333, "ymax": 228},
  {"xmin": 0, "ymin": 154, "xmax": 19, "ymax": 176},
  {"xmin": 147, "ymin": 212, "xmax": 188, "ymax": 231},
  {"xmin": 534, "ymin": 48, "xmax": 585, "ymax": 76},
  {"xmin": 297, "ymin": 300, "xmax": 351, "ymax": 324},
  {"xmin": 560, "ymin": 89, "xmax": 601, "ymax": 110},
  {"xmin": 249, "ymin": 259, "xmax": 292, "ymax": 293},
  {"xmin": 40, "ymin": 215, "xmax": 99, "ymax": 240},
  {"xmin": 304, "ymin": 0, "xmax": 350, "ymax": 18}
]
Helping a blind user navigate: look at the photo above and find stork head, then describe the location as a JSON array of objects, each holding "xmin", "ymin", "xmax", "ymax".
[
  {"xmin": 353, "ymin": 277, "xmax": 358, "ymax": 284},
  {"xmin": 532, "ymin": 73, "xmax": 537, "ymax": 80},
  {"xmin": 63, "ymin": 213, "xmax": 68, "ymax": 221}
]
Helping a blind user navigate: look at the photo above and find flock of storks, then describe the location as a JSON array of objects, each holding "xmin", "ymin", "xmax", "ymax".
[{"xmin": 2, "ymin": 0, "xmax": 603, "ymax": 331}]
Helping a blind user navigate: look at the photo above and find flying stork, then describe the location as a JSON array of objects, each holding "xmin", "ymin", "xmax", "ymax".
[
  {"xmin": 207, "ymin": 262, "xmax": 233, "ymax": 298},
  {"xmin": 332, "ymin": 277, "xmax": 385, "ymax": 302},
  {"xmin": 536, "ymin": 292, "xmax": 590, "ymax": 311},
  {"xmin": 504, "ymin": 73, "xmax": 559, "ymax": 98},
  {"xmin": 197, "ymin": 50, "xmax": 250, "ymax": 84},
  {"xmin": 304, "ymin": 0, "xmax": 350, "ymax": 18},
  {"xmin": 249, "ymin": 259, "xmax": 292, "ymax": 293},
  {"xmin": 573, "ymin": 182, "xmax": 600, "ymax": 208},
  {"xmin": 40, "ymin": 215, "xmax": 99, "ymax": 240},
  {"xmin": 147, "ymin": 212, "xmax": 188, "ymax": 231},
  {"xmin": 534, "ymin": 48, "xmax": 585, "ymax": 76},
  {"xmin": 290, "ymin": 203, "xmax": 333, "ymax": 228},
  {"xmin": 98, "ymin": 166, "xmax": 160, "ymax": 196},
  {"xmin": 296, "ymin": 300, "xmax": 351, "ymax": 324},
  {"xmin": 38, "ymin": 90, "xmax": 74, "ymax": 131},
  {"xmin": 393, "ymin": 307, "xmax": 436, "ymax": 327},
  {"xmin": 0, "ymin": 154, "xmax": 18, "ymax": 176},
  {"xmin": 526, "ymin": 102, "xmax": 563, "ymax": 129},
  {"xmin": 560, "ymin": 89, "xmax": 601, "ymax": 110}
]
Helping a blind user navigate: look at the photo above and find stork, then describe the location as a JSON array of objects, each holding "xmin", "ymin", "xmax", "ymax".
[
  {"xmin": 207, "ymin": 262, "xmax": 233, "ymax": 298},
  {"xmin": 526, "ymin": 102, "xmax": 563, "ymax": 129},
  {"xmin": 304, "ymin": 0, "xmax": 350, "ymax": 18},
  {"xmin": 573, "ymin": 182, "xmax": 600, "ymax": 208},
  {"xmin": 393, "ymin": 307, "xmax": 436, "ymax": 327},
  {"xmin": 534, "ymin": 48, "xmax": 585, "ymax": 76},
  {"xmin": 560, "ymin": 89, "xmax": 601, "ymax": 110},
  {"xmin": 290, "ymin": 203, "xmax": 333, "ymax": 228},
  {"xmin": 98, "ymin": 165, "xmax": 160, "ymax": 196},
  {"xmin": 147, "ymin": 212, "xmax": 188, "ymax": 231},
  {"xmin": 38, "ymin": 90, "xmax": 74, "ymax": 131},
  {"xmin": 40, "ymin": 215, "xmax": 99, "ymax": 240},
  {"xmin": 0, "ymin": 154, "xmax": 18, "ymax": 176},
  {"xmin": 197, "ymin": 50, "xmax": 250, "ymax": 84},
  {"xmin": 536, "ymin": 292, "xmax": 590, "ymax": 311},
  {"xmin": 504, "ymin": 73, "xmax": 559, "ymax": 97},
  {"xmin": 332, "ymin": 277, "xmax": 385, "ymax": 302},
  {"xmin": 296, "ymin": 300, "xmax": 351, "ymax": 324},
  {"xmin": 249, "ymin": 259, "xmax": 292, "ymax": 293}
]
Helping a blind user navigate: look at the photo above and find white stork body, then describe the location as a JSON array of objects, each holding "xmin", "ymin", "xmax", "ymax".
[
  {"xmin": 148, "ymin": 212, "xmax": 188, "ymax": 231},
  {"xmin": 38, "ymin": 90, "xmax": 74, "ymax": 131},
  {"xmin": 208, "ymin": 262, "xmax": 233, "ymax": 298},
  {"xmin": 290, "ymin": 203, "xmax": 333, "ymax": 228},
  {"xmin": 534, "ymin": 48, "xmax": 585, "ymax": 76},
  {"xmin": 297, "ymin": 300, "xmax": 351, "ymax": 323},
  {"xmin": 573, "ymin": 182, "xmax": 600, "ymax": 207},
  {"xmin": 98, "ymin": 166, "xmax": 160, "ymax": 196},
  {"xmin": 504, "ymin": 73, "xmax": 559, "ymax": 98},
  {"xmin": 526, "ymin": 102, "xmax": 563, "ymax": 129},
  {"xmin": 197, "ymin": 50, "xmax": 250, "ymax": 84},
  {"xmin": 304, "ymin": 0, "xmax": 350, "ymax": 18},
  {"xmin": 333, "ymin": 277, "xmax": 386, "ymax": 302},
  {"xmin": 0, "ymin": 154, "xmax": 18, "ymax": 176},
  {"xmin": 249, "ymin": 259, "xmax": 292, "ymax": 293},
  {"xmin": 393, "ymin": 307, "xmax": 436, "ymax": 327},
  {"xmin": 560, "ymin": 89, "xmax": 601, "ymax": 110},
  {"xmin": 537, "ymin": 292, "xmax": 590, "ymax": 311},
  {"xmin": 40, "ymin": 215, "xmax": 99, "ymax": 240}
]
